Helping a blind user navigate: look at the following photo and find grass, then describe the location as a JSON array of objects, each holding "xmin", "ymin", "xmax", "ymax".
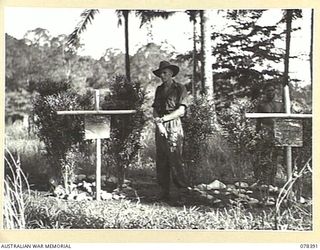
[
  {"xmin": 5, "ymin": 122, "xmax": 312, "ymax": 230},
  {"xmin": 24, "ymin": 192, "xmax": 311, "ymax": 230},
  {"xmin": 4, "ymin": 148, "xmax": 31, "ymax": 229}
]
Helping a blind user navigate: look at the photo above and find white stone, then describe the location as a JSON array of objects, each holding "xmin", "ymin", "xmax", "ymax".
[
  {"xmin": 113, "ymin": 194, "xmax": 120, "ymax": 200},
  {"xmin": 76, "ymin": 192, "xmax": 89, "ymax": 201},
  {"xmin": 268, "ymin": 185, "xmax": 279, "ymax": 193},
  {"xmin": 226, "ymin": 184, "xmax": 236, "ymax": 190},
  {"xmin": 300, "ymin": 196, "xmax": 306, "ymax": 204},
  {"xmin": 206, "ymin": 194, "xmax": 214, "ymax": 200},
  {"xmin": 200, "ymin": 192, "xmax": 208, "ymax": 198},
  {"xmin": 213, "ymin": 199, "xmax": 221, "ymax": 204},
  {"xmin": 265, "ymin": 200, "xmax": 275, "ymax": 206},
  {"xmin": 238, "ymin": 193, "xmax": 249, "ymax": 199},
  {"xmin": 207, "ymin": 180, "xmax": 226, "ymax": 190},
  {"xmin": 196, "ymin": 183, "xmax": 208, "ymax": 191},
  {"xmin": 124, "ymin": 179, "xmax": 132, "ymax": 185},
  {"xmin": 248, "ymin": 198, "xmax": 259, "ymax": 204},
  {"xmin": 213, "ymin": 190, "xmax": 220, "ymax": 195},
  {"xmin": 100, "ymin": 191, "xmax": 113, "ymax": 200},
  {"xmin": 234, "ymin": 182, "xmax": 249, "ymax": 188}
]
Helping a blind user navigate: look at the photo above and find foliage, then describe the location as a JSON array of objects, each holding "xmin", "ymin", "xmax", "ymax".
[
  {"xmin": 4, "ymin": 149, "xmax": 30, "ymax": 229},
  {"xmin": 135, "ymin": 10, "xmax": 176, "ymax": 28},
  {"xmin": 218, "ymin": 97, "xmax": 257, "ymax": 178},
  {"xmin": 25, "ymin": 193, "xmax": 312, "ymax": 230},
  {"xmin": 32, "ymin": 79, "xmax": 89, "ymax": 183},
  {"xmin": 183, "ymin": 95, "xmax": 235, "ymax": 184},
  {"xmin": 67, "ymin": 9, "xmax": 100, "ymax": 49},
  {"xmin": 101, "ymin": 75, "xmax": 148, "ymax": 186}
]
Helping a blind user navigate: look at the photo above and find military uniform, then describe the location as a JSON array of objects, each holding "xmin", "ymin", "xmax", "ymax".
[{"xmin": 152, "ymin": 80, "xmax": 189, "ymax": 195}]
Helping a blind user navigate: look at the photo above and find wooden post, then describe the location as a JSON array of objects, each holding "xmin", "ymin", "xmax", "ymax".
[
  {"xmin": 96, "ymin": 137, "xmax": 101, "ymax": 201},
  {"xmin": 57, "ymin": 89, "xmax": 136, "ymax": 201},
  {"xmin": 284, "ymin": 85, "xmax": 292, "ymax": 183},
  {"xmin": 283, "ymin": 9, "xmax": 293, "ymax": 184},
  {"xmin": 95, "ymin": 89, "xmax": 102, "ymax": 201}
]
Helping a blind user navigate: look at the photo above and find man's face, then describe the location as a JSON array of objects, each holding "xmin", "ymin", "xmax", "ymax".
[
  {"xmin": 265, "ymin": 86, "xmax": 275, "ymax": 100},
  {"xmin": 160, "ymin": 68, "xmax": 173, "ymax": 83}
]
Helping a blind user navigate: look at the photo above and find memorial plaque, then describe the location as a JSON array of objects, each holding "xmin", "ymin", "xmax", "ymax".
[
  {"xmin": 85, "ymin": 115, "xmax": 110, "ymax": 140},
  {"xmin": 274, "ymin": 118, "xmax": 303, "ymax": 147}
]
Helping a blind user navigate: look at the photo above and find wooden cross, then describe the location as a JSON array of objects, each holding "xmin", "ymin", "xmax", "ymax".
[
  {"xmin": 57, "ymin": 89, "xmax": 136, "ymax": 200},
  {"xmin": 246, "ymin": 85, "xmax": 312, "ymax": 183}
]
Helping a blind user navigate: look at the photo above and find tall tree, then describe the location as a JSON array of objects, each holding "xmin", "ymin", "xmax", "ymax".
[
  {"xmin": 116, "ymin": 10, "xmax": 131, "ymax": 82},
  {"xmin": 68, "ymin": 9, "xmax": 174, "ymax": 83},
  {"xmin": 211, "ymin": 10, "xmax": 285, "ymax": 107},
  {"xmin": 200, "ymin": 10, "xmax": 215, "ymax": 101},
  {"xmin": 186, "ymin": 10, "xmax": 200, "ymax": 98},
  {"xmin": 283, "ymin": 10, "xmax": 293, "ymax": 88}
]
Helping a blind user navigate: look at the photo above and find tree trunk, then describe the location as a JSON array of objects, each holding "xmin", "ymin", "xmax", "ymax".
[
  {"xmin": 192, "ymin": 18, "xmax": 197, "ymax": 99},
  {"xmin": 201, "ymin": 10, "xmax": 214, "ymax": 101},
  {"xmin": 200, "ymin": 10, "xmax": 205, "ymax": 94},
  {"xmin": 284, "ymin": 10, "xmax": 293, "ymax": 87},
  {"xmin": 123, "ymin": 10, "xmax": 131, "ymax": 82},
  {"xmin": 284, "ymin": 9, "xmax": 293, "ymax": 187}
]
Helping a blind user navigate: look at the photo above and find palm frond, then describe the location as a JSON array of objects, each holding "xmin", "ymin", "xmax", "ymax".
[
  {"xmin": 115, "ymin": 10, "xmax": 132, "ymax": 27},
  {"xmin": 185, "ymin": 10, "xmax": 199, "ymax": 23},
  {"xmin": 67, "ymin": 9, "xmax": 99, "ymax": 48},
  {"xmin": 135, "ymin": 10, "xmax": 176, "ymax": 28}
]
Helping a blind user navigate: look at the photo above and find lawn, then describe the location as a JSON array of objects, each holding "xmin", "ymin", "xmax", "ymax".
[{"xmin": 4, "ymin": 123, "xmax": 313, "ymax": 230}]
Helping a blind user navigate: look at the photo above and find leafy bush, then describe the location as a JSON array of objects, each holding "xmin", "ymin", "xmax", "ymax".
[
  {"xmin": 183, "ymin": 95, "xmax": 235, "ymax": 185},
  {"xmin": 101, "ymin": 75, "xmax": 147, "ymax": 186},
  {"xmin": 218, "ymin": 97, "xmax": 257, "ymax": 179},
  {"xmin": 32, "ymin": 79, "xmax": 90, "ymax": 185},
  {"xmin": 33, "ymin": 76, "xmax": 147, "ymax": 189}
]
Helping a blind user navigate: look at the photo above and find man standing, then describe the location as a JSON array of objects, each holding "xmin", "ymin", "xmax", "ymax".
[
  {"xmin": 255, "ymin": 83, "xmax": 284, "ymax": 185},
  {"xmin": 152, "ymin": 61, "xmax": 189, "ymax": 200}
]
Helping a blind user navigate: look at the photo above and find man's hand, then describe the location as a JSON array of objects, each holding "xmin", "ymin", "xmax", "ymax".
[{"xmin": 157, "ymin": 122, "xmax": 167, "ymax": 138}]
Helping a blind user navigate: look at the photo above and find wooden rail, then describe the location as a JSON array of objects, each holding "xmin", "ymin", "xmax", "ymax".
[
  {"xmin": 57, "ymin": 110, "xmax": 137, "ymax": 115},
  {"xmin": 245, "ymin": 113, "xmax": 312, "ymax": 119}
]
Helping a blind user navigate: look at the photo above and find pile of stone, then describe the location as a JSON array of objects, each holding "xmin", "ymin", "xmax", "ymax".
[
  {"xmin": 52, "ymin": 175, "xmax": 138, "ymax": 201},
  {"xmin": 189, "ymin": 180, "xmax": 284, "ymax": 206}
]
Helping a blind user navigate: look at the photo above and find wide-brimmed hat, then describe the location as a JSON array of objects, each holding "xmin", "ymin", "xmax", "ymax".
[{"xmin": 153, "ymin": 61, "xmax": 180, "ymax": 77}]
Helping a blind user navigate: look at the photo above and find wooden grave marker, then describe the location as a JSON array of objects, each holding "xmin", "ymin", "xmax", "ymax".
[
  {"xmin": 57, "ymin": 90, "xmax": 136, "ymax": 200},
  {"xmin": 246, "ymin": 85, "xmax": 312, "ymax": 183}
]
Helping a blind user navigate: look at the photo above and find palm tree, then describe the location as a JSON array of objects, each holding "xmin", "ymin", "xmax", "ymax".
[
  {"xmin": 67, "ymin": 9, "xmax": 99, "ymax": 48},
  {"xmin": 68, "ymin": 9, "xmax": 175, "ymax": 83},
  {"xmin": 115, "ymin": 10, "xmax": 131, "ymax": 82},
  {"xmin": 186, "ymin": 10, "xmax": 200, "ymax": 99}
]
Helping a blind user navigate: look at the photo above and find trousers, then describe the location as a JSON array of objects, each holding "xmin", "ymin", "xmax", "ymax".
[{"xmin": 155, "ymin": 118, "xmax": 188, "ymax": 193}]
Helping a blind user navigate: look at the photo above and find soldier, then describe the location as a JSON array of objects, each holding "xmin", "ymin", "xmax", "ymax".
[
  {"xmin": 152, "ymin": 61, "xmax": 189, "ymax": 201},
  {"xmin": 254, "ymin": 83, "xmax": 284, "ymax": 185}
]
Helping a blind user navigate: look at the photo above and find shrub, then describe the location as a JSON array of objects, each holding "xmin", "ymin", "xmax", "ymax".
[
  {"xmin": 183, "ymin": 95, "xmax": 235, "ymax": 185},
  {"xmin": 32, "ymin": 79, "xmax": 90, "ymax": 186},
  {"xmin": 101, "ymin": 75, "xmax": 147, "ymax": 186},
  {"xmin": 33, "ymin": 76, "xmax": 147, "ymax": 190},
  {"xmin": 218, "ymin": 97, "xmax": 257, "ymax": 179}
]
